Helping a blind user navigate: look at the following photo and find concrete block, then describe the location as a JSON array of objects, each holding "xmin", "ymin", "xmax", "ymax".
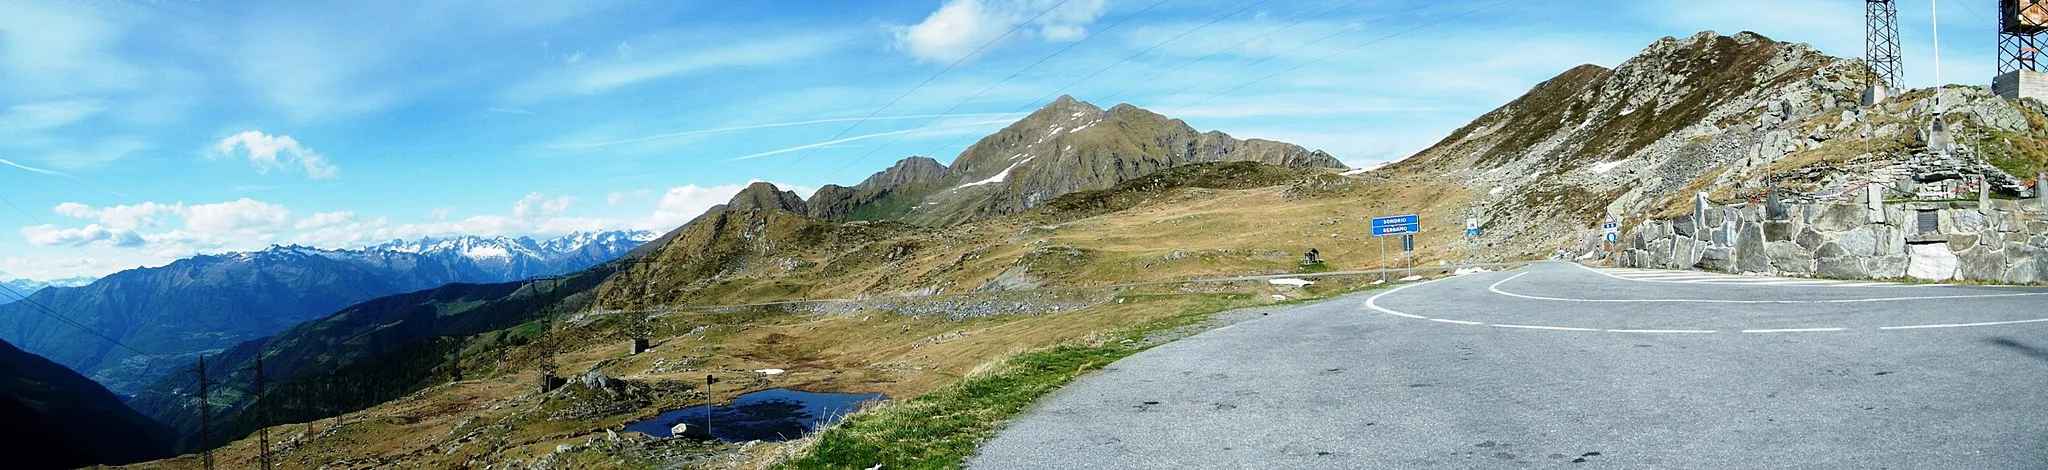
[{"xmin": 1994, "ymin": 70, "xmax": 2048, "ymax": 101}]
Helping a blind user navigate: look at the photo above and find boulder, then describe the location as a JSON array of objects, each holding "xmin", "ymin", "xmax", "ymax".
[
  {"xmin": 1764, "ymin": 220, "xmax": 1795, "ymax": 243},
  {"xmin": 1795, "ymin": 227, "xmax": 1827, "ymax": 250},
  {"xmin": 2003, "ymin": 245, "xmax": 2042, "ymax": 284},
  {"xmin": 1948, "ymin": 234, "xmax": 1980, "ymax": 252},
  {"xmin": 1956, "ymin": 246, "xmax": 2008, "ymax": 281},
  {"xmin": 1700, "ymin": 246, "xmax": 1736, "ymax": 272},
  {"xmin": 1836, "ymin": 227, "xmax": 1880, "ymax": 257},
  {"xmin": 1815, "ymin": 256, "xmax": 1868, "ymax": 278},
  {"xmin": 1766, "ymin": 241, "xmax": 1815, "ymax": 274},
  {"xmin": 1810, "ymin": 203, "xmax": 1864, "ymax": 232},
  {"xmin": 1907, "ymin": 243, "xmax": 1960, "ymax": 280},
  {"xmin": 1864, "ymin": 255, "xmax": 1910, "ymax": 278},
  {"xmin": 1737, "ymin": 223, "xmax": 1769, "ymax": 273}
]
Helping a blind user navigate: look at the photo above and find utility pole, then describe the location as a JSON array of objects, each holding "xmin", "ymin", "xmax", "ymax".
[
  {"xmin": 193, "ymin": 356, "xmax": 216, "ymax": 470},
  {"xmin": 251, "ymin": 356, "xmax": 274, "ymax": 470}
]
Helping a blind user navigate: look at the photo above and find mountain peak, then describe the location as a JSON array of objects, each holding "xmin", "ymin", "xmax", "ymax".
[{"xmin": 726, "ymin": 181, "xmax": 809, "ymax": 214}]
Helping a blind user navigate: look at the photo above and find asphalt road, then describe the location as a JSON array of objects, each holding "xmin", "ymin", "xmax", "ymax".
[{"xmin": 969, "ymin": 262, "xmax": 2048, "ymax": 469}]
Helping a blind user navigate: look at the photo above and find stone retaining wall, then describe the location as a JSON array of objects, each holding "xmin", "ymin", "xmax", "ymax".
[{"xmin": 1613, "ymin": 195, "xmax": 2048, "ymax": 283}]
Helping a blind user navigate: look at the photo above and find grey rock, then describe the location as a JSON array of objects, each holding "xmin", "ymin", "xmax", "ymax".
[
  {"xmin": 1836, "ymin": 227, "xmax": 1879, "ymax": 257},
  {"xmin": 1738, "ymin": 223, "xmax": 1769, "ymax": 273},
  {"xmin": 1766, "ymin": 241, "xmax": 1816, "ymax": 274},
  {"xmin": 1957, "ymin": 246, "xmax": 2008, "ymax": 281},
  {"xmin": 1815, "ymin": 256, "xmax": 1867, "ymax": 278},
  {"xmin": 1864, "ymin": 255, "xmax": 1910, "ymax": 278},
  {"xmin": 1810, "ymin": 203, "xmax": 1864, "ymax": 232}
]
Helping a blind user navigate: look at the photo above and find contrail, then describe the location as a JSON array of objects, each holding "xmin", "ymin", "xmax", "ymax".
[
  {"xmin": 724, "ymin": 119, "xmax": 1015, "ymax": 161},
  {"xmin": 0, "ymin": 156, "xmax": 126, "ymax": 196},
  {"xmin": 556, "ymin": 113, "xmax": 1028, "ymax": 149}
]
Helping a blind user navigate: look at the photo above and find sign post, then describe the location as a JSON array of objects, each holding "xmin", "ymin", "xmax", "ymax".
[
  {"xmin": 1401, "ymin": 234, "xmax": 1414, "ymax": 278},
  {"xmin": 1602, "ymin": 219, "xmax": 1620, "ymax": 253},
  {"xmin": 1371, "ymin": 214, "xmax": 1420, "ymax": 281}
]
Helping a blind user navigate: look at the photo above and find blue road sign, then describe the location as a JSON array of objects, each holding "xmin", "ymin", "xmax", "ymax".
[
  {"xmin": 1401, "ymin": 234, "xmax": 1414, "ymax": 252},
  {"xmin": 1601, "ymin": 221, "xmax": 1619, "ymax": 232},
  {"xmin": 1371, "ymin": 214, "xmax": 1419, "ymax": 237},
  {"xmin": 1604, "ymin": 232, "xmax": 1619, "ymax": 242}
]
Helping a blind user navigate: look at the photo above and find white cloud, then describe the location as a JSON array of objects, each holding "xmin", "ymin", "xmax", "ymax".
[
  {"xmin": 20, "ymin": 224, "xmax": 144, "ymax": 248},
  {"xmin": 52, "ymin": 202, "xmax": 96, "ymax": 219},
  {"xmin": 294, "ymin": 211, "xmax": 358, "ymax": 230},
  {"xmin": 213, "ymin": 131, "xmax": 340, "ymax": 179},
  {"xmin": 893, "ymin": 0, "xmax": 1108, "ymax": 63},
  {"xmin": 511, "ymin": 193, "xmax": 577, "ymax": 218},
  {"xmin": 182, "ymin": 198, "xmax": 292, "ymax": 234}
]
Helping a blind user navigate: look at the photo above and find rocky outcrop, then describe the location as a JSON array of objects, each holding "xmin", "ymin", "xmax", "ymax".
[
  {"xmin": 807, "ymin": 156, "xmax": 956, "ymax": 221},
  {"xmin": 725, "ymin": 182, "xmax": 809, "ymax": 214},
  {"xmin": 1396, "ymin": 31, "xmax": 1869, "ymax": 260}
]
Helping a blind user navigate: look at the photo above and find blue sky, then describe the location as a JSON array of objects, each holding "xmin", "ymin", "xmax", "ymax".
[{"xmin": 0, "ymin": 0, "xmax": 2011, "ymax": 281}]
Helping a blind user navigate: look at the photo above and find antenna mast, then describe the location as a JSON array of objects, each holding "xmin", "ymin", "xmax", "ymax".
[
  {"xmin": 1996, "ymin": 0, "xmax": 2048, "ymax": 100},
  {"xmin": 1865, "ymin": 0, "xmax": 1902, "ymax": 104}
]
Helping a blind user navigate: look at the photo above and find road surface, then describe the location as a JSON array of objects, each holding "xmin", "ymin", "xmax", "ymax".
[{"xmin": 970, "ymin": 262, "xmax": 2048, "ymax": 469}]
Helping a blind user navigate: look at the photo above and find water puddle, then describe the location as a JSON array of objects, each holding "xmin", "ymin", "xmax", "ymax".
[{"xmin": 622, "ymin": 388, "xmax": 885, "ymax": 442}]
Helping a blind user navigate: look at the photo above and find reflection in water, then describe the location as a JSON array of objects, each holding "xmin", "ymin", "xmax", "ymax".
[{"xmin": 622, "ymin": 388, "xmax": 886, "ymax": 442}]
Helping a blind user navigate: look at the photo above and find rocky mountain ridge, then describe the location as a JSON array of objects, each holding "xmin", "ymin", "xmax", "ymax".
[
  {"xmin": 802, "ymin": 96, "xmax": 1345, "ymax": 226},
  {"xmin": 0, "ymin": 230, "xmax": 652, "ymax": 396}
]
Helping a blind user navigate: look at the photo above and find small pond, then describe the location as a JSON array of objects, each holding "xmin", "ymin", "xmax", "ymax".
[{"xmin": 622, "ymin": 388, "xmax": 886, "ymax": 442}]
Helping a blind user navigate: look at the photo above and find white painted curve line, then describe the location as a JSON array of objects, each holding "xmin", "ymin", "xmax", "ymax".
[
  {"xmin": 1604, "ymin": 329, "xmax": 1718, "ymax": 334},
  {"xmin": 1363, "ymin": 275, "xmax": 1461, "ymax": 320},
  {"xmin": 1429, "ymin": 318, "xmax": 1484, "ymax": 325},
  {"xmin": 1879, "ymin": 318, "xmax": 2048, "ymax": 330},
  {"xmin": 1571, "ymin": 263, "xmax": 1919, "ymax": 288},
  {"xmin": 1742, "ymin": 328, "xmax": 1848, "ymax": 333},
  {"xmin": 1491, "ymin": 324, "xmax": 1601, "ymax": 332},
  {"xmin": 1493, "ymin": 271, "xmax": 2048, "ymax": 304}
]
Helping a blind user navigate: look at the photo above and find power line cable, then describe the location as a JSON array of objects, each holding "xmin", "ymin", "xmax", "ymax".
[
  {"xmin": 1170, "ymin": 0, "xmax": 1522, "ymax": 115},
  {"xmin": 815, "ymin": 0, "xmax": 1180, "ymax": 182},
  {"xmin": 767, "ymin": 0, "xmax": 1081, "ymax": 181},
  {"xmin": 0, "ymin": 283, "xmax": 150, "ymax": 356}
]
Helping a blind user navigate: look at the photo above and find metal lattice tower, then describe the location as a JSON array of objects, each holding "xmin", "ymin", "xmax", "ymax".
[
  {"xmin": 2001, "ymin": 0, "xmax": 2048, "ymax": 74},
  {"xmin": 1867, "ymin": 0, "xmax": 1902, "ymax": 89}
]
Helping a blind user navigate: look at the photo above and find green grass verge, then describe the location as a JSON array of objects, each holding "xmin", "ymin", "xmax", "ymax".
[{"xmin": 773, "ymin": 295, "xmax": 1246, "ymax": 470}]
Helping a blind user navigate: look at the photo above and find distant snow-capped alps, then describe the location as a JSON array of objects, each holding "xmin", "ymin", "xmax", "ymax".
[
  {"xmin": 0, "ymin": 229, "xmax": 655, "ymax": 396},
  {"xmin": 0, "ymin": 276, "xmax": 98, "ymax": 301}
]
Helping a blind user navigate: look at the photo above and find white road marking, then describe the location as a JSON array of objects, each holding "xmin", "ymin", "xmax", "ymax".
[
  {"xmin": 1490, "ymin": 272, "xmax": 2048, "ymax": 304},
  {"xmin": 1577, "ymin": 264, "xmax": 1914, "ymax": 288},
  {"xmin": 1491, "ymin": 324, "xmax": 1601, "ymax": 331},
  {"xmin": 1364, "ymin": 276, "xmax": 1456, "ymax": 320},
  {"xmin": 1363, "ymin": 264, "xmax": 2048, "ymax": 335},
  {"xmin": 1878, "ymin": 318, "xmax": 2048, "ymax": 330}
]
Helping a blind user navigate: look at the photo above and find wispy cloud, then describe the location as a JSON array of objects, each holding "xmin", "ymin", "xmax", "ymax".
[
  {"xmin": 723, "ymin": 119, "xmax": 1015, "ymax": 161},
  {"xmin": 554, "ymin": 112, "xmax": 1028, "ymax": 149},
  {"xmin": 506, "ymin": 32, "xmax": 850, "ymax": 100},
  {"xmin": 0, "ymin": 156, "xmax": 125, "ymax": 196}
]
